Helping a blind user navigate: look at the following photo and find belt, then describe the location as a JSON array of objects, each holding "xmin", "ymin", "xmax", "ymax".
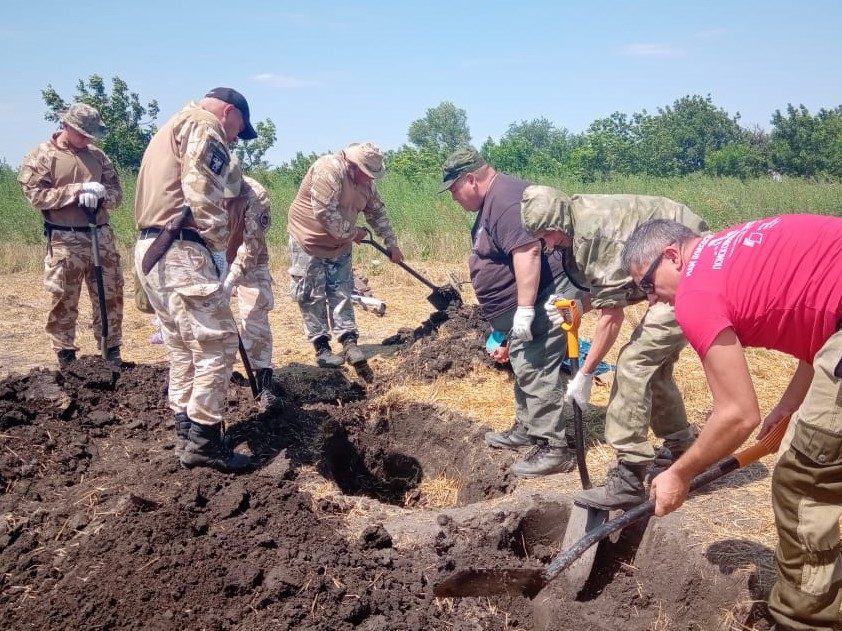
[
  {"xmin": 44, "ymin": 222, "xmax": 109, "ymax": 233},
  {"xmin": 139, "ymin": 227, "xmax": 206, "ymax": 246}
]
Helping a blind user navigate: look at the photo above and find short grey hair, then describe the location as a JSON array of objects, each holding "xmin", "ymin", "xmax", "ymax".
[{"xmin": 621, "ymin": 219, "xmax": 701, "ymax": 272}]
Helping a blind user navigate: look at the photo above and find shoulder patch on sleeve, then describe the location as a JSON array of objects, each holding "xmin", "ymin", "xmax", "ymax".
[{"xmin": 207, "ymin": 141, "xmax": 229, "ymax": 176}]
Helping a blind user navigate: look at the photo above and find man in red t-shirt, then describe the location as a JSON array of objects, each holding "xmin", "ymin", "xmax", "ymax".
[{"xmin": 622, "ymin": 214, "xmax": 842, "ymax": 631}]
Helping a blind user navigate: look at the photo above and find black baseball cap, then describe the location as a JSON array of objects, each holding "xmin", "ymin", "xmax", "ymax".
[{"xmin": 205, "ymin": 87, "xmax": 258, "ymax": 140}]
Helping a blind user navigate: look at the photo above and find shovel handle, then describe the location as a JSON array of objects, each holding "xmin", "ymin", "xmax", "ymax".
[
  {"xmin": 85, "ymin": 200, "xmax": 109, "ymax": 358},
  {"xmin": 544, "ymin": 416, "xmax": 791, "ymax": 583},
  {"xmin": 359, "ymin": 227, "xmax": 440, "ymax": 292}
]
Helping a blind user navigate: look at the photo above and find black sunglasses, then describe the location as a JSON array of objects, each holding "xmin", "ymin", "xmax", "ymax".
[{"xmin": 638, "ymin": 252, "xmax": 665, "ymax": 294}]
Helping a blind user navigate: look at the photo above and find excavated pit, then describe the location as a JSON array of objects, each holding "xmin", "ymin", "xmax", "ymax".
[{"xmin": 0, "ymin": 302, "xmax": 777, "ymax": 630}]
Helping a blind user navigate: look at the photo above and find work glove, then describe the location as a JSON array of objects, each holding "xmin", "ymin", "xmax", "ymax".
[
  {"xmin": 511, "ymin": 306, "xmax": 535, "ymax": 341},
  {"xmin": 566, "ymin": 370, "xmax": 594, "ymax": 409},
  {"xmin": 210, "ymin": 251, "xmax": 228, "ymax": 280},
  {"xmin": 78, "ymin": 192, "xmax": 99, "ymax": 208},
  {"xmin": 82, "ymin": 182, "xmax": 106, "ymax": 199},
  {"xmin": 544, "ymin": 295, "xmax": 565, "ymax": 327}
]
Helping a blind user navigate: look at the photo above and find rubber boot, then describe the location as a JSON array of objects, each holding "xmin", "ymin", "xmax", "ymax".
[
  {"xmin": 106, "ymin": 345, "xmax": 122, "ymax": 370},
  {"xmin": 57, "ymin": 349, "xmax": 76, "ymax": 370},
  {"xmin": 485, "ymin": 421, "xmax": 534, "ymax": 451},
  {"xmin": 255, "ymin": 368, "xmax": 281, "ymax": 412},
  {"xmin": 179, "ymin": 421, "xmax": 251, "ymax": 473},
  {"xmin": 575, "ymin": 461, "xmax": 648, "ymax": 510},
  {"xmin": 340, "ymin": 333, "xmax": 366, "ymax": 366},
  {"xmin": 174, "ymin": 412, "xmax": 191, "ymax": 455},
  {"xmin": 509, "ymin": 444, "xmax": 576, "ymax": 478},
  {"xmin": 313, "ymin": 336, "xmax": 344, "ymax": 368}
]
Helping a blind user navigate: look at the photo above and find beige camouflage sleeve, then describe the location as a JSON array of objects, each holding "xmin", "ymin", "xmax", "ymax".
[
  {"xmin": 361, "ymin": 186, "xmax": 398, "ymax": 248},
  {"xmin": 17, "ymin": 144, "xmax": 84, "ymax": 210},
  {"xmin": 309, "ymin": 160, "xmax": 356, "ymax": 241},
  {"xmin": 181, "ymin": 119, "xmax": 230, "ymax": 252},
  {"xmin": 231, "ymin": 181, "xmax": 271, "ymax": 279},
  {"xmin": 97, "ymin": 150, "xmax": 123, "ymax": 210},
  {"xmin": 577, "ymin": 238, "xmax": 639, "ymax": 309}
]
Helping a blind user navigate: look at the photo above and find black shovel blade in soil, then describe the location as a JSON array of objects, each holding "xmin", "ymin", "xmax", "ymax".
[
  {"xmin": 428, "ymin": 286, "xmax": 462, "ymax": 311},
  {"xmin": 433, "ymin": 567, "xmax": 546, "ymax": 599},
  {"xmin": 557, "ymin": 503, "xmax": 608, "ymax": 594}
]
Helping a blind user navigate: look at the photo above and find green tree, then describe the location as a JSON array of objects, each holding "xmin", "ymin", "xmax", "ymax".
[
  {"xmin": 233, "ymin": 118, "xmax": 277, "ymax": 171},
  {"xmin": 571, "ymin": 112, "xmax": 639, "ymax": 181},
  {"xmin": 482, "ymin": 118, "xmax": 575, "ymax": 175},
  {"xmin": 42, "ymin": 74, "xmax": 159, "ymax": 172},
  {"xmin": 407, "ymin": 102, "xmax": 471, "ymax": 155},
  {"xmin": 387, "ymin": 145, "xmax": 442, "ymax": 181},
  {"xmin": 277, "ymin": 151, "xmax": 323, "ymax": 186},
  {"xmin": 770, "ymin": 104, "xmax": 842, "ymax": 177},
  {"xmin": 704, "ymin": 143, "xmax": 768, "ymax": 179}
]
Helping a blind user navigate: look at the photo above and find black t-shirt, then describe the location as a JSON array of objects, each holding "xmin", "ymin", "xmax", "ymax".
[{"xmin": 468, "ymin": 174, "xmax": 564, "ymax": 319}]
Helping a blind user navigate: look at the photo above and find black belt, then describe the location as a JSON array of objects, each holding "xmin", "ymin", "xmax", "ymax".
[
  {"xmin": 139, "ymin": 227, "xmax": 206, "ymax": 246},
  {"xmin": 44, "ymin": 222, "xmax": 109, "ymax": 233}
]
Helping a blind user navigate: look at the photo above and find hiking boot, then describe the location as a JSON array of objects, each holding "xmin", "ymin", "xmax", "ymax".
[
  {"xmin": 179, "ymin": 421, "xmax": 251, "ymax": 473},
  {"xmin": 106, "ymin": 345, "xmax": 122, "ymax": 369},
  {"xmin": 340, "ymin": 333, "xmax": 366, "ymax": 366},
  {"xmin": 510, "ymin": 444, "xmax": 576, "ymax": 478},
  {"xmin": 575, "ymin": 461, "xmax": 648, "ymax": 510},
  {"xmin": 255, "ymin": 368, "xmax": 281, "ymax": 412},
  {"xmin": 647, "ymin": 443, "xmax": 691, "ymax": 483},
  {"xmin": 174, "ymin": 412, "xmax": 191, "ymax": 455},
  {"xmin": 57, "ymin": 349, "xmax": 76, "ymax": 370},
  {"xmin": 485, "ymin": 421, "xmax": 535, "ymax": 451},
  {"xmin": 313, "ymin": 336, "xmax": 344, "ymax": 368}
]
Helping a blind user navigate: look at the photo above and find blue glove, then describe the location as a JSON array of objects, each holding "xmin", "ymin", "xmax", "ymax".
[
  {"xmin": 210, "ymin": 251, "xmax": 228, "ymax": 280},
  {"xmin": 511, "ymin": 306, "xmax": 535, "ymax": 341}
]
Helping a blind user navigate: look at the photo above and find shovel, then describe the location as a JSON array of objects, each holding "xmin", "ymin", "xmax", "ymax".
[
  {"xmin": 84, "ymin": 200, "xmax": 108, "ymax": 359},
  {"xmin": 359, "ymin": 227, "xmax": 462, "ymax": 311},
  {"xmin": 433, "ymin": 417, "xmax": 790, "ymax": 599}
]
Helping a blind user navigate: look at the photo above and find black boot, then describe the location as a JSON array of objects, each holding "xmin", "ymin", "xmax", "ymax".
[
  {"xmin": 174, "ymin": 412, "xmax": 191, "ymax": 455},
  {"xmin": 509, "ymin": 444, "xmax": 576, "ymax": 478},
  {"xmin": 57, "ymin": 349, "xmax": 76, "ymax": 370},
  {"xmin": 313, "ymin": 336, "xmax": 344, "ymax": 368},
  {"xmin": 255, "ymin": 368, "xmax": 281, "ymax": 412},
  {"xmin": 179, "ymin": 421, "xmax": 251, "ymax": 473},
  {"xmin": 575, "ymin": 461, "xmax": 648, "ymax": 510},
  {"xmin": 484, "ymin": 420, "xmax": 535, "ymax": 450},
  {"xmin": 340, "ymin": 333, "xmax": 366, "ymax": 366},
  {"xmin": 106, "ymin": 345, "xmax": 122, "ymax": 370}
]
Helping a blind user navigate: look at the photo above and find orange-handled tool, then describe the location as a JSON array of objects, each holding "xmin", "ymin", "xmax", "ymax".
[{"xmin": 554, "ymin": 298, "xmax": 590, "ymax": 489}]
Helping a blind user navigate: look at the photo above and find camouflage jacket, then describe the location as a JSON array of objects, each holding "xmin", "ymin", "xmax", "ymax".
[
  {"xmin": 18, "ymin": 132, "xmax": 122, "ymax": 228},
  {"xmin": 287, "ymin": 152, "xmax": 397, "ymax": 259},
  {"xmin": 225, "ymin": 176, "xmax": 271, "ymax": 283}
]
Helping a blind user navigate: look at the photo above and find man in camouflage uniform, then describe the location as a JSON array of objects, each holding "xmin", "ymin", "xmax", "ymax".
[
  {"xmin": 134, "ymin": 87, "xmax": 257, "ymax": 473},
  {"xmin": 520, "ymin": 185, "xmax": 709, "ymax": 508},
  {"xmin": 221, "ymin": 159, "xmax": 277, "ymax": 411},
  {"xmin": 287, "ymin": 142, "xmax": 404, "ymax": 368},
  {"xmin": 18, "ymin": 103, "xmax": 124, "ymax": 370}
]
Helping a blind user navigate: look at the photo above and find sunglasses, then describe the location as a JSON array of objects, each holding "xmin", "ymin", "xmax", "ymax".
[{"xmin": 638, "ymin": 252, "xmax": 665, "ymax": 294}]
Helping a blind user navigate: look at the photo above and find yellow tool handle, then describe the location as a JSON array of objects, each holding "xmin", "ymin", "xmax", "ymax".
[{"xmin": 554, "ymin": 299, "xmax": 581, "ymax": 359}]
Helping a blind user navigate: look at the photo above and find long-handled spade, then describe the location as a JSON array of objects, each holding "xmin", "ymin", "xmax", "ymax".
[
  {"xmin": 84, "ymin": 200, "xmax": 108, "ymax": 359},
  {"xmin": 433, "ymin": 417, "xmax": 790, "ymax": 599}
]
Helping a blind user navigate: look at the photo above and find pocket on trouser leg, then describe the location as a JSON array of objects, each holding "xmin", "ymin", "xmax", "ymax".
[
  {"xmin": 289, "ymin": 275, "xmax": 312, "ymax": 302},
  {"xmin": 172, "ymin": 291, "xmax": 238, "ymax": 343}
]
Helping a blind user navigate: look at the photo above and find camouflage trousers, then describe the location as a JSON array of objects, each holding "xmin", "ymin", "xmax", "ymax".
[
  {"xmin": 489, "ymin": 274, "xmax": 582, "ymax": 448},
  {"xmin": 232, "ymin": 266, "xmax": 274, "ymax": 369},
  {"xmin": 134, "ymin": 237, "xmax": 238, "ymax": 426},
  {"xmin": 44, "ymin": 224, "xmax": 124, "ymax": 352},
  {"xmin": 769, "ymin": 328, "xmax": 842, "ymax": 631},
  {"xmin": 604, "ymin": 301, "xmax": 693, "ymax": 465},
  {"xmin": 288, "ymin": 237, "xmax": 356, "ymax": 342}
]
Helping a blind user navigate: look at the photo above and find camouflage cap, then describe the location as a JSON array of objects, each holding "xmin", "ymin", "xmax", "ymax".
[
  {"xmin": 223, "ymin": 154, "xmax": 243, "ymax": 199},
  {"xmin": 344, "ymin": 142, "xmax": 385, "ymax": 179},
  {"xmin": 60, "ymin": 102, "xmax": 107, "ymax": 140},
  {"xmin": 438, "ymin": 146, "xmax": 486, "ymax": 193},
  {"xmin": 521, "ymin": 185, "xmax": 573, "ymax": 237}
]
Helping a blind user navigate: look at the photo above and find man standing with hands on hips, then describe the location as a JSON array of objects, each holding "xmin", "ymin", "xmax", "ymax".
[{"xmin": 134, "ymin": 87, "xmax": 257, "ymax": 473}]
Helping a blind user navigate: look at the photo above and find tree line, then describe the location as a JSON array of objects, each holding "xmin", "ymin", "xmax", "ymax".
[{"xmin": 33, "ymin": 75, "xmax": 842, "ymax": 183}]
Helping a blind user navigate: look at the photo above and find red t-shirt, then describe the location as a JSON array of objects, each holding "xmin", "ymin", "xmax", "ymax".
[{"xmin": 675, "ymin": 214, "xmax": 842, "ymax": 363}]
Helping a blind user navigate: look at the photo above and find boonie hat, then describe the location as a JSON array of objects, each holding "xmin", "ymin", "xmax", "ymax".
[
  {"xmin": 344, "ymin": 142, "xmax": 385, "ymax": 179},
  {"xmin": 205, "ymin": 87, "xmax": 258, "ymax": 141},
  {"xmin": 438, "ymin": 146, "xmax": 486, "ymax": 193},
  {"xmin": 60, "ymin": 103, "xmax": 107, "ymax": 140}
]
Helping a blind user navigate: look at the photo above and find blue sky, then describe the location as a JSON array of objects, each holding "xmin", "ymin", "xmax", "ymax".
[{"xmin": 2, "ymin": 0, "xmax": 841, "ymax": 169}]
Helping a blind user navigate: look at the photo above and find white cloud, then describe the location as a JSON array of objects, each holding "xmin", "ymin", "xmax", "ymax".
[
  {"xmin": 622, "ymin": 43, "xmax": 682, "ymax": 56},
  {"xmin": 253, "ymin": 73, "xmax": 322, "ymax": 89}
]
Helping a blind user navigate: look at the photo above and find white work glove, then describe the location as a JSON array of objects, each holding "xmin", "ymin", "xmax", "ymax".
[
  {"xmin": 82, "ymin": 182, "xmax": 106, "ymax": 199},
  {"xmin": 210, "ymin": 252, "xmax": 228, "ymax": 280},
  {"xmin": 78, "ymin": 192, "xmax": 99, "ymax": 208},
  {"xmin": 566, "ymin": 370, "xmax": 594, "ymax": 409},
  {"xmin": 544, "ymin": 295, "xmax": 565, "ymax": 327},
  {"xmin": 511, "ymin": 306, "xmax": 535, "ymax": 341}
]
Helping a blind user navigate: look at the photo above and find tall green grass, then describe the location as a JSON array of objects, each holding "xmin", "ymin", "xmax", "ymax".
[{"xmin": 2, "ymin": 167, "xmax": 841, "ymax": 273}]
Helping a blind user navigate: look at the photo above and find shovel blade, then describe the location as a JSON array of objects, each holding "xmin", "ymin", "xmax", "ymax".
[
  {"xmin": 556, "ymin": 503, "xmax": 608, "ymax": 594},
  {"xmin": 427, "ymin": 286, "xmax": 462, "ymax": 311},
  {"xmin": 433, "ymin": 568, "xmax": 546, "ymax": 599}
]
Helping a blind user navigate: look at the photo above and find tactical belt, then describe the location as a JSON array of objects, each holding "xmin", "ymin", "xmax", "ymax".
[
  {"xmin": 44, "ymin": 222, "xmax": 109, "ymax": 234},
  {"xmin": 139, "ymin": 227, "xmax": 206, "ymax": 247}
]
